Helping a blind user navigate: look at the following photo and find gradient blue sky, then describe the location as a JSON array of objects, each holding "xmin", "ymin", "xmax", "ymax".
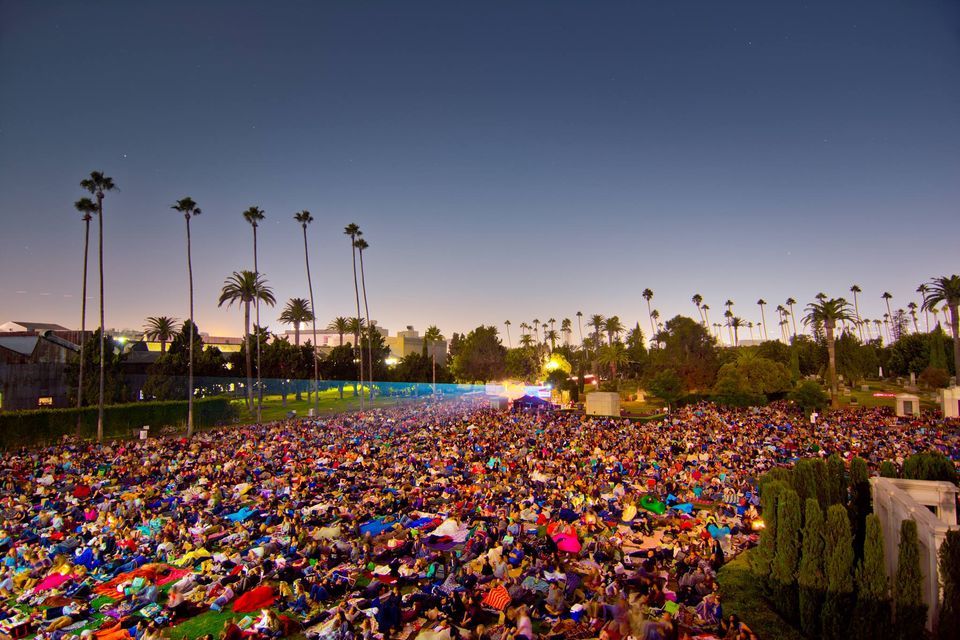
[{"xmin": 1, "ymin": 1, "xmax": 958, "ymax": 340}]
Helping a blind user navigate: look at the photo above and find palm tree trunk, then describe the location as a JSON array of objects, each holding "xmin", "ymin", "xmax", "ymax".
[
  {"xmin": 302, "ymin": 225, "xmax": 319, "ymax": 413},
  {"xmin": 350, "ymin": 244, "xmax": 364, "ymax": 409},
  {"xmin": 186, "ymin": 216, "xmax": 195, "ymax": 437},
  {"xmin": 96, "ymin": 194, "xmax": 105, "ymax": 443},
  {"xmin": 77, "ymin": 217, "xmax": 90, "ymax": 435},
  {"xmin": 358, "ymin": 248, "xmax": 373, "ymax": 400},
  {"xmin": 245, "ymin": 302, "xmax": 253, "ymax": 411},
  {"xmin": 826, "ymin": 324, "xmax": 839, "ymax": 408},
  {"xmin": 646, "ymin": 300, "xmax": 655, "ymax": 339},
  {"xmin": 789, "ymin": 304, "xmax": 798, "ymax": 340},
  {"xmin": 253, "ymin": 227, "xmax": 262, "ymax": 422},
  {"xmin": 853, "ymin": 293, "xmax": 864, "ymax": 342}
]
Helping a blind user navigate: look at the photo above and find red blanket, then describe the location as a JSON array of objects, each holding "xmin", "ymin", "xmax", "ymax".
[
  {"xmin": 232, "ymin": 585, "xmax": 276, "ymax": 613},
  {"xmin": 94, "ymin": 564, "xmax": 191, "ymax": 597}
]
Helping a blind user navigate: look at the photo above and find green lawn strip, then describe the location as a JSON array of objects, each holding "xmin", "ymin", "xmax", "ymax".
[
  {"xmin": 166, "ymin": 608, "xmax": 244, "ymax": 639},
  {"xmin": 717, "ymin": 550, "xmax": 804, "ymax": 640}
]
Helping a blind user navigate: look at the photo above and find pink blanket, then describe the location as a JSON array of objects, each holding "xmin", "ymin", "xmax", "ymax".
[{"xmin": 36, "ymin": 573, "xmax": 79, "ymax": 592}]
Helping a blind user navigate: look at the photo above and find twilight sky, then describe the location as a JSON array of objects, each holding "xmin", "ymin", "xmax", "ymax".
[{"xmin": 1, "ymin": 0, "xmax": 958, "ymax": 340}]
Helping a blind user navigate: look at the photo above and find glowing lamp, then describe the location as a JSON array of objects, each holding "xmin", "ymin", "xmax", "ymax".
[{"xmin": 751, "ymin": 520, "xmax": 765, "ymax": 531}]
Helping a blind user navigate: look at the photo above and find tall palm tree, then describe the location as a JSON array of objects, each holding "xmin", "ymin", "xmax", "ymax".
[
  {"xmin": 503, "ymin": 320, "xmax": 512, "ymax": 348},
  {"xmin": 80, "ymin": 171, "xmax": 115, "ymax": 442},
  {"xmin": 519, "ymin": 334, "xmax": 534, "ymax": 349},
  {"xmin": 802, "ymin": 297, "xmax": 855, "ymax": 407},
  {"xmin": 172, "ymin": 197, "xmax": 201, "ymax": 436},
  {"xmin": 295, "ymin": 210, "xmax": 320, "ymax": 412},
  {"xmin": 604, "ymin": 316, "xmax": 624, "ymax": 345},
  {"xmin": 354, "ymin": 237, "xmax": 374, "ymax": 392},
  {"xmin": 242, "ymin": 206, "xmax": 266, "ymax": 421},
  {"xmin": 692, "ymin": 294, "xmax": 704, "ymax": 324},
  {"xmin": 279, "ymin": 298, "xmax": 314, "ymax": 346},
  {"xmin": 143, "ymin": 316, "xmax": 179, "ymax": 353},
  {"xmin": 906, "ymin": 302, "xmax": 919, "ymax": 334},
  {"xmin": 930, "ymin": 305, "xmax": 941, "ymax": 329},
  {"xmin": 561, "ymin": 318, "xmax": 572, "ymax": 345},
  {"xmin": 785, "ymin": 297, "xmax": 798, "ymax": 339},
  {"xmin": 588, "ymin": 314, "xmax": 605, "ymax": 375},
  {"xmin": 218, "ymin": 271, "xmax": 276, "ymax": 412},
  {"xmin": 723, "ymin": 310, "xmax": 733, "ymax": 346},
  {"xmin": 549, "ymin": 318, "xmax": 556, "ymax": 334},
  {"xmin": 650, "ymin": 310, "xmax": 660, "ymax": 345},
  {"xmin": 881, "ymin": 292, "xmax": 894, "ymax": 343},
  {"xmin": 701, "ymin": 304, "xmax": 711, "ymax": 330},
  {"xmin": 775, "ymin": 305, "xmax": 788, "ymax": 342},
  {"xmin": 532, "ymin": 318, "xmax": 541, "ymax": 346},
  {"xmin": 73, "ymin": 198, "xmax": 96, "ymax": 428},
  {"xmin": 730, "ymin": 317, "xmax": 744, "ymax": 346},
  {"xmin": 642, "ymin": 289, "xmax": 655, "ymax": 337},
  {"xmin": 747, "ymin": 321, "xmax": 755, "ymax": 342},
  {"xmin": 576, "ymin": 311, "xmax": 584, "ymax": 347},
  {"xmin": 328, "ymin": 317, "xmax": 350, "ymax": 346},
  {"xmin": 756, "ymin": 299, "xmax": 768, "ymax": 341},
  {"xmin": 598, "ymin": 342, "xmax": 628, "ymax": 381},
  {"xmin": 921, "ymin": 275, "xmax": 960, "ymax": 378},
  {"xmin": 424, "ymin": 325, "xmax": 444, "ymax": 390},
  {"xmin": 850, "ymin": 285, "xmax": 865, "ymax": 341},
  {"xmin": 545, "ymin": 329, "xmax": 559, "ymax": 351},
  {"xmin": 344, "ymin": 224, "xmax": 364, "ymax": 407},
  {"xmin": 916, "ymin": 284, "xmax": 930, "ymax": 332},
  {"xmin": 873, "ymin": 319, "xmax": 883, "ymax": 340}
]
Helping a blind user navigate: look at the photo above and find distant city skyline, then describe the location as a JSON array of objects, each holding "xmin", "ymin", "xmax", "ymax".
[{"xmin": 1, "ymin": 1, "xmax": 958, "ymax": 339}]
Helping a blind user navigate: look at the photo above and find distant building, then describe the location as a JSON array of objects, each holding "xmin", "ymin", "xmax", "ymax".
[
  {"xmin": 0, "ymin": 320, "xmax": 70, "ymax": 333},
  {"xmin": 384, "ymin": 326, "xmax": 447, "ymax": 365},
  {"xmin": 0, "ymin": 328, "xmax": 79, "ymax": 410},
  {"xmin": 279, "ymin": 323, "xmax": 388, "ymax": 349}
]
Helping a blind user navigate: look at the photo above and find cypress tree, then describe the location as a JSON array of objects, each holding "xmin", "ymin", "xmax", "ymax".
[
  {"xmin": 822, "ymin": 504, "xmax": 855, "ymax": 640},
  {"xmin": 772, "ymin": 489, "xmax": 802, "ymax": 623},
  {"xmin": 939, "ymin": 530, "xmax": 960, "ymax": 640},
  {"xmin": 798, "ymin": 498, "xmax": 826, "ymax": 637},
  {"xmin": 813, "ymin": 457, "xmax": 831, "ymax": 509},
  {"xmin": 850, "ymin": 514, "xmax": 890, "ymax": 640},
  {"xmin": 793, "ymin": 459, "xmax": 818, "ymax": 507},
  {"xmin": 752, "ymin": 479, "xmax": 787, "ymax": 585},
  {"xmin": 894, "ymin": 519, "xmax": 927, "ymax": 640},
  {"xmin": 849, "ymin": 456, "xmax": 872, "ymax": 558},
  {"xmin": 880, "ymin": 460, "xmax": 898, "ymax": 478},
  {"xmin": 827, "ymin": 453, "xmax": 846, "ymax": 505}
]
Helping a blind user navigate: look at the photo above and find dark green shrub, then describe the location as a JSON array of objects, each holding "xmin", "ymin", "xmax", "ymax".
[
  {"xmin": 880, "ymin": 460, "xmax": 898, "ymax": 478},
  {"xmin": 798, "ymin": 499, "xmax": 826, "ymax": 637},
  {"xmin": 894, "ymin": 519, "xmax": 927, "ymax": 640},
  {"xmin": 822, "ymin": 504, "xmax": 855, "ymax": 640},
  {"xmin": 851, "ymin": 514, "xmax": 891, "ymax": 640},
  {"xmin": 939, "ymin": 530, "xmax": 960, "ymax": 640},
  {"xmin": 771, "ymin": 489, "xmax": 801, "ymax": 623},
  {"xmin": 902, "ymin": 452, "xmax": 958, "ymax": 485},
  {"xmin": 827, "ymin": 453, "xmax": 846, "ymax": 505},
  {"xmin": 752, "ymin": 480, "xmax": 787, "ymax": 584}
]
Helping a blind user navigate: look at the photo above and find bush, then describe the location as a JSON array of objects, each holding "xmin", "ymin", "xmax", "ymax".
[
  {"xmin": 849, "ymin": 457, "xmax": 872, "ymax": 558},
  {"xmin": 894, "ymin": 519, "xmax": 927, "ymax": 640},
  {"xmin": 798, "ymin": 499, "xmax": 826, "ymax": 637},
  {"xmin": 771, "ymin": 489, "xmax": 802, "ymax": 623},
  {"xmin": 851, "ymin": 514, "xmax": 891, "ymax": 640},
  {"xmin": 939, "ymin": 530, "xmax": 960, "ymax": 639},
  {"xmin": 902, "ymin": 451, "xmax": 958, "ymax": 485},
  {"xmin": 918, "ymin": 366, "xmax": 950, "ymax": 389},
  {"xmin": 822, "ymin": 504, "xmax": 855, "ymax": 640},
  {"xmin": 880, "ymin": 460, "xmax": 898, "ymax": 478},
  {"xmin": 790, "ymin": 379, "xmax": 830, "ymax": 413},
  {"xmin": 0, "ymin": 398, "xmax": 236, "ymax": 449},
  {"xmin": 827, "ymin": 453, "xmax": 847, "ymax": 506},
  {"xmin": 752, "ymin": 480, "xmax": 787, "ymax": 584}
]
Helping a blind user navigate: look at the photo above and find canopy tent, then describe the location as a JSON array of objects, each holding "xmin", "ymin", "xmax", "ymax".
[{"xmin": 512, "ymin": 395, "xmax": 554, "ymax": 411}]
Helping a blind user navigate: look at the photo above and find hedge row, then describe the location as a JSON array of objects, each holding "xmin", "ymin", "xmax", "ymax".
[{"xmin": 0, "ymin": 398, "xmax": 236, "ymax": 449}]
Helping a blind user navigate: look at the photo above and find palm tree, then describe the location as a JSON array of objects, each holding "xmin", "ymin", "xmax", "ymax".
[
  {"xmin": 294, "ymin": 210, "xmax": 320, "ymax": 411},
  {"xmin": 532, "ymin": 318, "xmax": 541, "ymax": 345},
  {"xmin": 701, "ymin": 304, "xmax": 711, "ymax": 329},
  {"xmin": 74, "ymin": 197, "xmax": 96, "ymax": 429},
  {"xmin": 921, "ymin": 275, "xmax": 960, "ymax": 378},
  {"xmin": 143, "ymin": 316, "xmax": 179, "ymax": 353},
  {"xmin": 598, "ymin": 342, "xmax": 628, "ymax": 381},
  {"xmin": 931, "ymin": 305, "xmax": 941, "ymax": 328},
  {"xmin": 882, "ymin": 313, "xmax": 891, "ymax": 344},
  {"xmin": 873, "ymin": 319, "xmax": 883, "ymax": 340},
  {"xmin": 545, "ymin": 329, "xmax": 559, "ymax": 351},
  {"xmin": 519, "ymin": 334, "xmax": 534, "ymax": 349},
  {"xmin": 850, "ymin": 285, "xmax": 865, "ymax": 341},
  {"xmin": 722, "ymin": 310, "xmax": 733, "ymax": 346},
  {"xmin": 747, "ymin": 321, "xmax": 755, "ymax": 342},
  {"xmin": 424, "ymin": 325, "xmax": 444, "ymax": 390},
  {"xmin": 881, "ymin": 292, "xmax": 894, "ymax": 342},
  {"xmin": 279, "ymin": 298, "xmax": 314, "ymax": 346},
  {"xmin": 906, "ymin": 302, "xmax": 919, "ymax": 334},
  {"xmin": 756, "ymin": 299, "xmax": 768, "ymax": 341},
  {"xmin": 588, "ymin": 314, "xmax": 605, "ymax": 375},
  {"xmin": 561, "ymin": 318, "xmax": 572, "ymax": 346},
  {"xmin": 329, "ymin": 317, "xmax": 350, "ymax": 346},
  {"xmin": 354, "ymin": 237, "xmax": 374, "ymax": 392},
  {"xmin": 576, "ymin": 311, "xmax": 584, "ymax": 347},
  {"xmin": 650, "ymin": 311, "xmax": 660, "ymax": 346},
  {"xmin": 549, "ymin": 318, "xmax": 556, "ymax": 334},
  {"xmin": 730, "ymin": 317, "xmax": 744, "ymax": 346},
  {"xmin": 242, "ymin": 206, "xmax": 266, "ymax": 421},
  {"xmin": 344, "ymin": 224, "xmax": 364, "ymax": 407},
  {"xmin": 642, "ymin": 289, "xmax": 655, "ymax": 336},
  {"xmin": 172, "ymin": 197, "xmax": 201, "ymax": 436},
  {"xmin": 802, "ymin": 297, "xmax": 855, "ymax": 407},
  {"xmin": 604, "ymin": 316, "xmax": 624, "ymax": 345},
  {"xmin": 80, "ymin": 171, "xmax": 115, "ymax": 442},
  {"xmin": 786, "ymin": 297, "xmax": 798, "ymax": 339},
  {"xmin": 692, "ymin": 294, "xmax": 704, "ymax": 324},
  {"xmin": 916, "ymin": 284, "xmax": 930, "ymax": 332},
  {"xmin": 503, "ymin": 320, "xmax": 512, "ymax": 348},
  {"xmin": 218, "ymin": 271, "xmax": 276, "ymax": 412}
]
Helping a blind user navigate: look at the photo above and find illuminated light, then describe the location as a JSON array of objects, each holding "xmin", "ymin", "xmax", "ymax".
[
  {"xmin": 38, "ymin": 397, "xmax": 54, "ymax": 407},
  {"xmin": 117, "ymin": 336, "xmax": 128, "ymax": 344},
  {"xmin": 385, "ymin": 357, "xmax": 399, "ymax": 366},
  {"xmin": 872, "ymin": 392, "xmax": 896, "ymax": 398},
  {"xmin": 751, "ymin": 519, "xmax": 765, "ymax": 531}
]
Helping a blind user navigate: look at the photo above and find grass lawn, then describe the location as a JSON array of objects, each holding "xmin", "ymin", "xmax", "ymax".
[
  {"xmin": 837, "ymin": 379, "xmax": 939, "ymax": 410},
  {"xmin": 717, "ymin": 550, "xmax": 805, "ymax": 640},
  {"xmin": 230, "ymin": 387, "xmax": 419, "ymax": 424}
]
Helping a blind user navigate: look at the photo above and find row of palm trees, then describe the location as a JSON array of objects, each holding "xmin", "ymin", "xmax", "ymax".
[{"xmin": 73, "ymin": 170, "xmax": 382, "ymax": 439}]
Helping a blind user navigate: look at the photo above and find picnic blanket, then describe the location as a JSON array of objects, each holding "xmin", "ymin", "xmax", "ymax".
[
  {"xmin": 360, "ymin": 517, "xmax": 397, "ymax": 537},
  {"xmin": 482, "ymin": 584, "xmax": 511, "ymax": 611},
  {"xmin": 233, "ymin": 585, "xmax": 276, "ymax": 613},
  {"xmin": 93, "ymin": 564, "xmax": 191, "ymax": 597},
  {"xmin": 35, "ymin": 572, "xmax": 79, "ymax": 592}
]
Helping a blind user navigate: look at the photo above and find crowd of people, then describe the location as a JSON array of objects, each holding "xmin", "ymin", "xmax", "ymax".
[{"xmin": 1, "ymin": 397, "xmax": 958, "ymax": 640}]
